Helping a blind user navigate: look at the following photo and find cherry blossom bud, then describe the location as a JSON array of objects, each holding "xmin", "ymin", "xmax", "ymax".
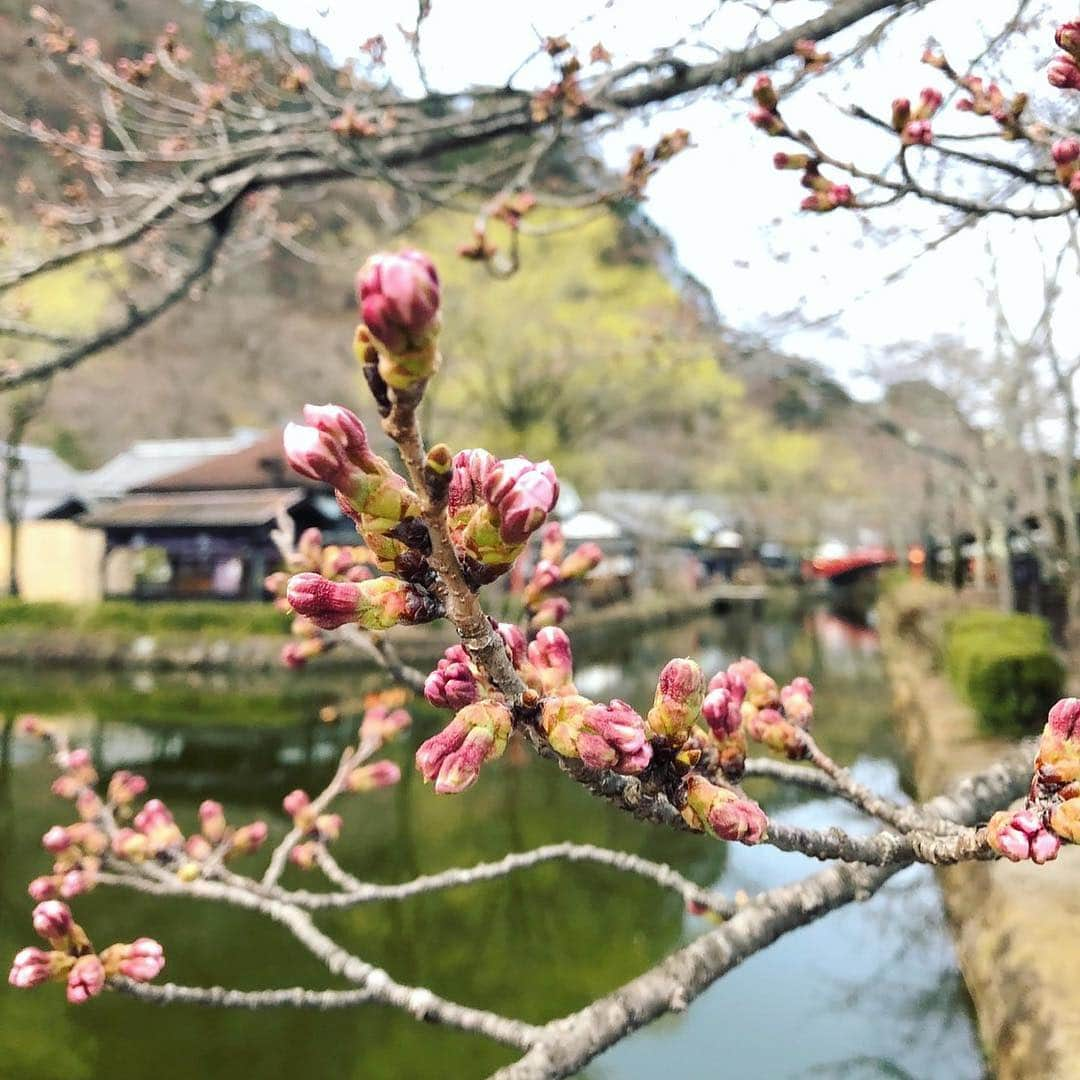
[
  {"xmin": 199, "ymin": 799, "xmax": 227, "ymax": 844},
  {"xmin": 356, "ymin": 249, "xmax": 441, "ymax": 356},
  {"xmin": 781, "ymin": 680, "xmax": 814, "ymax": 728},
  {"xmin": 1048, "ymin": 55, "xmax": 1080, "ymax": 91},
  {"xmin": 107, "ymin": 770, "xmax": 148, "ymax": 805},
  {"xmin": 773, "ymin": 151, "xmax": 811, "ymax": 170},
  {"xmin": 425, "ymin": 649, "xmax": 480, "ymax": 710},
  {"xmin": 891, "ymin": 97, "xmax": 911, "ymax": 130},
  {"xmin": 315, "ymin": 813, "xmax": 343, "ymax": 842},
  {"xmin": 59, "ymin": 869, "xmax": 94, "ymax": 898},
  {"xmin": 66, "ymin": 954, "xmax": 105, "ymax": 1004},
  {"xmin": 32, "ymin": 900, "xmax": 73, "ymax": 944},
  {"xmin": 483, "ymin": 458, "xmax": 560, "ymax": 546},
  {"xmin": 347, "ymin": 760, "xmax": 402, "ymax": 792},
  {"xmin": 28, "ymin": 876, "xmax": 58, "ymax": 902},
  {"xmin": 745, "ymin": 669, "xmax": 780, "ymax": 710},
  {"xmin": 301, "ymin": 403, "xmax": 372, "ymax": 468},
  {"xmin": 702, "ymin": 688, "xmax": 741, "ymax": 739},
  {"xmin": 134, "ymin": 799, "xmax": 173, "ymax": 833},
  {"xmin": 496, "ymin": 623, "xmax": 527, "ymax": 668},
  {"xmin": 231, "ymin": 821, "xmax": 269, "ymax": 855},
  {"xmin": 745, "ymin": 706, "xmax": 805, "ymax": 757},
  {"xmin": 901, "ymin": 119, "xmax": 933, "ymax": 146},
  {"xmin": 9, "ymin": 946, "xmax": 64, "ymax": 989},
  {"xmin": 708, "ymin": 669, "xmax": 747, "ymax": 707},
  {"xmin": 360, "ymin": 705, "xmax": 411, "ymax": 744},
  {"xmin": 752, "ymin": 74, "xmax": 778, "ymax": 111},
  {"xmin": 122, "ymin": 938, "xmax": 165, "ymax": 981},
  {"xmin": 560, "ymin": 542, "xmax": 603, "ymax": 580},
  {"xmin": 288, "ymin": 572, "xmax": 439, "ymax": 631},
  {"xmin": 185, "ymin": 835, "xmax": 212, "ymax": 861},
  {"xmin": 681, "ymin": 775, "xmax": 767, "ymax": 844},
  {"xmin": 448, "ymin": 448, "xmax": 497, "ymax": 516},
  {"xmin": 283, "ymin": 422, "xmax": 354, "ymax": 488},
  {"xmin": 539, "ymin": 522, "xmax": 565, "ymax": 564},
  {"xmin": 290, "ymin": 842, "xmax": 319, "ymax": 869},
  {"xmin": 647, "ymin": 658, "xmax": 705, "ymax": 746},
  {"xmin": 1048, "ymin": 697, "xmax": 1080, "ymax": 739},
  {"xmin": 530, "ymin": 596, "xmax": 571, "ymax": 630},
  {"xmin": 42, "ymin": 826, "xmax": 72, "ymax": 854},
  {"xmin": 282, "ymin": 789, "xmax": 310, "ymax": 819},
  {"xmin": 281, "ymin": 638, "xmax": 324, "ymax": 669},
  {"xmin": 1030, "ymin": 829, "xmax": 1061, "ymax": 864},
  {"xmin": 51, "ymin": 775, "xmax": 81, "ymax": 800},
  {"xmin": 527, "ymin": 627, "xmax": 574, "ymax": 693},
  {"xmin": 523, "ymin": 559, "xmax": 562, "ymax": 606},
  {"xmin": 1056, "ymin": 21, "xmax": 1080, "ymax": 59},
  {"xmin": 540, "ymin": 695, "xmax": 592, "ymax": 759},
  {"xmin": 111, "ymin": 827, "xmax": 149, "ymax": 862},
  {"xmin": 583, "ymin": 699, "xmax": 653, "ymax": 774},
  {"xmin": 748, "ymin": 105, "xmax": 786, "ymax": 135},
  {"xmin": 986, "ymin": 808, "xmax": 1059, "ymax": 863},
  {"xmin": 922, "ymin": 48, "xmax": 947, "ymax": 69},
  {"xmin": 915, "ymin": 86, "xmax": 943, "ymax": 118},
  {"xmin": 416, "ymin": 701, "xmax": 512, "ymax": 793}
]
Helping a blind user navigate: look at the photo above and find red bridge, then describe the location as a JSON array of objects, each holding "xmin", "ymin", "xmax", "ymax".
[{"xmin": 804, "ymin": 547, "xmax": 898, "ymax": 585}]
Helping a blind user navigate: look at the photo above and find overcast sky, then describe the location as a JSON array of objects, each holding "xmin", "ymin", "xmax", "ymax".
[{"xmin": 261, "ymin": 0, "xmax": 1076, "ymax": 400}]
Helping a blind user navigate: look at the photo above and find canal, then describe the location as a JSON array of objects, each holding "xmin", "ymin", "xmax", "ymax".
[{"xmin": 0, "ymin": 608, "xmax": 986, "ymax": 1079}]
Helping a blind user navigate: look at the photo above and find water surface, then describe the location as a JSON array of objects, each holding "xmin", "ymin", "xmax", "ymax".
[{"xmin": 0, "ymin": 610, "xmax": 986, "ymax": 1079}]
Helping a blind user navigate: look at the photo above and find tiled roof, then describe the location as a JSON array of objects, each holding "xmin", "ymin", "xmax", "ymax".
[{"xmin": 82, "ymin": 488, "xmax": 305, "ymax": 529}]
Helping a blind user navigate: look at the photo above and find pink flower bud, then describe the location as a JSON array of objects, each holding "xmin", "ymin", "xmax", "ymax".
[
  {"xmin": 9, "ymin": 946, "xmax": 61, "ymax": 989},
  {"xmin": 496, "ymin": 623, "xmax": 527, "ymax": 668},
  {"xmin": 32, "ymin": 900, "xmax": 73, "ymax": 943},
  {"xmin": 416, "ymin": 715, "xmax": 470, "ymax": 782},
  {"xmin": 134, "ymin": 798, "xmax": 173, "ymax": 833},
  {"xmin": 703, "ymin": 688, "xmax": 741, "ymax": 738},
  {"xmin": 417, "ymin": 701, "xmax": 512, "ymax": 793},
  {"xmin": 231, "ymin": 821, "xmax": 269, "ymax": 855},
  {"xmin": 290, "ymin": 841, "xmax": 318, "ymax": 869},
  {"xmin": 64, "ymin": 748, "xmax": 91, "ymax": 771},
  {"xmin": 315, "ymin": 813, "xmax": 343, "ymax": 841},
  {"xmin": 59, "ymin": 869, "xmax": 93, "ymax": 898},
  {"xmin": 901, "ymin": 119, "xmax": 933, "ymax": 145},
  {"xmin": 916, "ymin": 86, "xmax": 943, "ymax": 117},
  {"xmin": 287, "ymin": 572, "xmax": 362, "ymax": 629},
  {"xmin": 987, "ymin": 810, "xmax": 1037, "ymax": 861},
  {"xmin": 359, "ymin": 705, "xmax": 411, "ymax": 743},
  {"xmin": 891, "ymin": 96, "xmax": 911, "ymax": 130},
  {"xmin": 560, "ymin": 542, "xmax": 603, "ymax": 580},
  {"xmin": 527, "ymin": 626, "xmax": 574, "ymax": 693},
  {"xmin": 424, "ymin": 650, "xmax": 480, "ymax": 710},
  {"xmin": 199, "ymin": 799, "xmax": 227, "ymax": 844},
  {"xmin": 29, "ymin": 876, "xmax": 58, "ymax": 902},
  {"xmin": 67, "ymin": 954, "xmax": 105, "ymax": 1004},
  {"xmin": 530, "ymin": 596, "xmax": 571, "ymax": 630},
  {"xmin": 74, "ymin": 788, "xmax": 101, "ymax": 821},
  {"xmin": 773, "ymin": 151, "xmax": 810, "ymax": 170},
  {"xmin": 42, "ymin": 826, "xmax": 72, "ymax": 854},
  {"xmin": 682, "ymin": 775, "xmax": 767, "ymax": 844},
  {"xmin": 51, "ymin": 775, "xmax": 81, "ymax": 800},
  {"xmin": 107, "ymin": 770, "xmax": 148, "ymax": 805},
  {"xmin": 433, "ymin": 726, "xmax": 494, "ymax": 794},
  {"xmin": 1048, "ymin": 698, "xmax": 1080, "ymax": 739},
  {"xmin": 185, "ymin": 834, "xmax": 212, "ymax": 861},
  {"xmin": 708, "ymin": 669, "xmax": 747, "ymax": 707},
  {"xmin": 584, "ymin": 699, "xmax": 647, "ymax": 756},
  {"xmin": 539, "ymin": 521, "xmax": 565, "ymax": 563},
  {"xmin": 283, "ymin": 422, "xmax": 354, "ymax": 489},
  {"xmin": 347, "ymin": 760, "xmax": 402, "ymax": 792},
  {"xmin": 111, "ymin": 827, "xmax": 149, "ymax": 862},
  {"xmin": 647, "ymin": 658, "xmax": 705, "ymax": 746},
  {"xmin": 1048, "ymin": 55, "xmax": 1080, "ymax": 90},
  {"xmin": 448, "ymin": 448, "xmax": 497, "ymax": 516},
  {"xmin": 356, "ymin": 249, "xmax": 441, "ymax": 355},
  {"xmin": 748, "ymin": 105, "xmax": 785, "ymax": 135},
  {"xmin": 1030, "ymin": 829, "xmax": 1061, "ymax": 865},
  {"xmin": 118, "ymin": 938, "xmax": 165, "ymax": 982},
  {"xmin": 483, "ymin": 457, "xmax": 560, "ymax": 546},
  {"xmin": 752, "ymin": 74, "xmax": 778, "ymax": 111},
  {"xmin": 1056, "ymin": 21, "xmax": 1080, "ymax": 59},
  {"xmin": 301, "ymin": 403, "xmax": 372, "ymax": 467},
  {"xmin": 282, "ymin": 789, "xmax": 310, "ymax": 818}
]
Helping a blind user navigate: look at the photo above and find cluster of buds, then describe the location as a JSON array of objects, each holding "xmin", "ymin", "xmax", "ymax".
[
  {"xmin": 9, "ymin": 901, "xmax": 164, "ymax": 1004},
  {"xmin": 354, "ymin": 249, "xmax": 441, "ymax": 390},
  {"xmin": 447, "ymin": 448, "xmax": 560, "ymax": 585},
  {"xmin": 891, "ymin": 87, "xmax": 943, "ymax": 146},
  {"xmin": 733, "ymin": 659, "xmax": 814, "ymax": 759},
  {"xmin": 416, "ymin": 700, "xmax": 513, "ymax": 793},
  {"xmin": 702, "ymin": 673, "xmax": 748, "ymax": 781},
  {"xmin": 1052, "ymin": 138, "xmax": 1080, "ymax": 205},
  {"xmin": 793, "ymin": 162, "xmax": 854, "ymax": 213},
  {"xmin": 623, "ymin": 129, "xmax": 692, "ymax": 197},
  {"xmin": 330, "ymin": 104, "xmax": 382, "ymax": 138},
  {"xmin": 530, "ymin": 54, "xmax": 586, "ymax": 123},
  {"xmin": 953, "ymin": 76, "xmax": 1027, "ymax": 139},
  {"xmin": 748, "ymin": 75, "xmax": 787, "ymax": 136},
  {"xmin": 519, "ymin": 524, "xmax": 603, "ymax": 629},
  {"xmin": 1049, "ymin": 22, "xmax": 1080, "ymax": 91},
  {"xmin": 541, "ymin": 695, "xmax": 653, "ymax": 774},
  {"xmin": 988, "ymin": 697, "xmax": 1080, "ymax": 863}
]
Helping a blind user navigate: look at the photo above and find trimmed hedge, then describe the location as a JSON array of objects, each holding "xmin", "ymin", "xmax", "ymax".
[
  {"xmin": 0, "ymin": 598, "xmax": 287, "ymax": 637},
  {"xmin": 943, "ymin": 610, "xmax": 1063, "ymax": 735}
]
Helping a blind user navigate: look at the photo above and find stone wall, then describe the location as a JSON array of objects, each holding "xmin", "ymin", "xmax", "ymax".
[{"xmin": 879, "ymin": 585, "xmax": 1080, "ymax": 1080}]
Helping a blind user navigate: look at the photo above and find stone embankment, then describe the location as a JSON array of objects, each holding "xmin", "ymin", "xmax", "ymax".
[{"xmin": 879, "ymin": 584, "xmax": 1080, "ymax": 1080}]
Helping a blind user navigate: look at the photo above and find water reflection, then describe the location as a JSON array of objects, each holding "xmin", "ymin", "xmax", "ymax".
[{"xmin": 0, "ymin": 608, "xmax": 985, "ymax": 1080}]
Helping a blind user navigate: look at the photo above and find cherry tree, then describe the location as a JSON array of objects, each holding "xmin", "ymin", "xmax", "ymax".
[{"xmin": 9, "ymin": 246, "xmax": 1080, "ymax": 1078}]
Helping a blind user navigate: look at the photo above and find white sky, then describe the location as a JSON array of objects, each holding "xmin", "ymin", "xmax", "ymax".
[{"xmin": 261, "ymin": 0, "xmax": 1076, "ymax": 400}]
